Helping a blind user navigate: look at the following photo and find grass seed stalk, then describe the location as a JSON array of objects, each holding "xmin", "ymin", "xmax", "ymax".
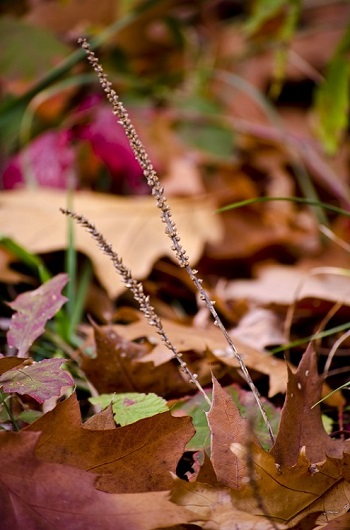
[{"xmin": 62, "ymin": 37, "xmax": 275, "ymax": 444}]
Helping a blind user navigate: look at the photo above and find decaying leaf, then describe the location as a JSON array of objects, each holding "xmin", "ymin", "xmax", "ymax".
[
  {"xmin": 270, "ymin": 344, "xmax": 345, "ymax": 467},
  {"xmin": 26, "ymin": 392, "xmax": 195, "ymax": 493},
  {"xmin": 0, "ymin": 356, "xmax": 26, "ymax": 375},
  {"xmin": 0, "ymin": 430, "xmax": 196, "ymax": 530},
  {"xmin": 98, "ymin": 312, "xmax": 288, "ymax": 397},
  {"xmin": 80, "ymin": 322, "xmax": 196, "ymax": 396},
  {"xmin": 0, "ymin": 189, "xmax": 222, "ymax": 298},
  {"xmin": 7, "ymin": 273, "xmax": 68, "ymax": 357},
  {"xmin": 221, "ymin": 264, "xmax": 350, "ymax": 307},
  {"xmin": 196, "ymin": 373, "xmax": 350, "ymax": 528},
  {"xmin": 0, "ymin": 358, "xmax": 74, "ymax": 403},
  {"xmin": 206, "ymin": 377, "xmax": 258, "ymax": 489},
  {"xmin": 170, "ymin": 476, "xmax": 287, "ymax": 530}
]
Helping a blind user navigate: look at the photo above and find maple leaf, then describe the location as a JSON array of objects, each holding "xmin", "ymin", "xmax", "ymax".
[
  {"xmin": 0, "ymin": 359, "xmax": 74, "ymax": 403},
  {"xmin": 7, "ymin": 273, "xmax": 68, "ymax": 357},
  {"xmin": 0, "ymin": 431, "xmax": 195, "ymax": 530},
  {"xmin": 26, "ymin": 392, "xmax": 195, "ymax": 493}
]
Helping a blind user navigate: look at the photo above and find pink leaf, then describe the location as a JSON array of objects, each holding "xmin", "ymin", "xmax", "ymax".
[
  {"xmin": 7, "ymin": 273, "xmax": 68, "ymax": 357},
  {"xmin": 0, "ymin": 358, "xmax": 74, "ymax": 403},
  {"xmin": 2, "ymin": 130, "xmax": 76, "ymax": 190}
]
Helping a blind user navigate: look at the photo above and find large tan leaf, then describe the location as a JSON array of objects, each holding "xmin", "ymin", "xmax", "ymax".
[
  {"xmin": 220, "ymin": 263, "xmax": 350, "ymax": 307},
  {"xmin": 0, "ymin": 189, "xmax": 222, "ymax": 297}
]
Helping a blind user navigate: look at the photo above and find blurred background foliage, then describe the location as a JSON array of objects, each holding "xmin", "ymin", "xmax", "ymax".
[{"xmin": 0, "ymin": 0, "xmax": 349, "ymax": 195}]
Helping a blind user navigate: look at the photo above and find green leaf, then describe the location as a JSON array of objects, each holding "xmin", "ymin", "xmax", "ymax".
[
  {"xmin": 178, "ymin": 122, "xmax": 234, "ymax": 159},
  {"xmin": 0, "ymin": 359, "xmax": 74, "ymax": 403},
  {"xmin": 0, "ymin": 16, "xmax": 69, "ymax": 82},
  {"xmin": 244, "ymin": 0, "xmax": 288, "ymax": 35},
  {"xmin": 171, "ymin": 392, "xmax": 211, "ymax": 453},
  {"xmin": 314, "ymin": 55, "xmax": 350, "ymax": 155},
  {"xmin": 89, "ymin": 392, "xmax": 169, "ymax": 426}
]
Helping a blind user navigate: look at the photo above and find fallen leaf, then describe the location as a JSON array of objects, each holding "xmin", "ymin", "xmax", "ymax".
[
  {"xmin": 0, "ymin": 189, "xmax": 222, "ymax": 297},
  {"xmin": 231, "ymin": 307, "xmax": 287, "ymax": 349},
  {"xmin": 0, "ymin": 16, "xmax": 69, "ymax": 87},
  {"xmin": 2, "ymin": 131, "xmax": 75, "ymax": 190},
  {"xmin": 220, "ymin": 263, "xmax": 350, "ymax": 307},
  {"xmin": 206, "ymin": 377, "xmax": 256, "ymax": 489},
  {"xmin": 0, "ymin": 356, "xmax": 26, "ymax": 375},
  {"xmin": 83, "ymin": 404, "xmax": 116, "ymax": 430},
  {"xmin": 106, "ymin": 312, "xmax": 288, "ymax": 396},
  {"xmin": 26, "ymin": 392, "xmax": 195, "ymax": 493},
  {"xmin": 170, "ymin": 477, "xmax": 287, "ymax": 530},
  {"xmin": 0, "ymin": 430, "xmax": 195, "ymax": 530},
  {"xmin": 80, "ymin": 322, "xmax": 195, "ymax": 396},
  {"xmin": 7, "ymin": 273, "xmax": 68, "ymax": 357},
  {"xmin": 0, "ymin": 359, "xmax": 74, "ymax": 403},
  {"xmin": 270, "ymin": 344, "xmax": 345, "ymax": 467},
  {"xmin": 26, "ymin": 0, "xmax": 118, "ymax": 33}
]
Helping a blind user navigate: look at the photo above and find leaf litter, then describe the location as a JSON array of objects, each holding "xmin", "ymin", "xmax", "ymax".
[{"xmin": 0, "ymin": 2, "xmax": 350, "ymax": 529}]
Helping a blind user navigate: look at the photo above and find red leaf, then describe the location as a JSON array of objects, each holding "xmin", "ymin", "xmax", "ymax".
[
  {"xmin": 7, "ymin": 273, "xmax": 68, "ymax": 357},
  {"xmin": 0, "ymin": 359, "xmax": 74, "ymax": 403},
  {"xmin": 0, "ymin": 431, "xmax": 194, "ymax": 530}
]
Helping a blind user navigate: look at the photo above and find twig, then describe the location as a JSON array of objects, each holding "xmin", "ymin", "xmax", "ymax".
[
  {"xmin": 60, "ymin": 209, "xmax": 211, "ymax": 406},
  {"xmin": 76, "ymin": 37, "xmax": 275, "ymax": 444}
]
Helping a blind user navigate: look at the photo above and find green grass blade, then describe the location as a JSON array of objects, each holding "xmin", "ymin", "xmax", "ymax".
[
  {"xmin": 0, "ymin": 234, "xmax": 51, "ymax": 283},
  {"xmin": 217, "ymin": 196, "xmax": 350, "ymax": 218}
]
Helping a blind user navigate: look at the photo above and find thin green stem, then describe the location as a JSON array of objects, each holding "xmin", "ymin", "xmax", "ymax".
[
  {"xmin": 217, "ymin": 196, "xmax": 350, "ymax": 218},
  {"xmin": 0, "ymin": 391, "xmax": 20, "ymax": 431}
]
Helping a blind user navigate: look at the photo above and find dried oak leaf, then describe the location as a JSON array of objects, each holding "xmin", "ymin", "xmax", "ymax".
[
  {"xmin": 0, "ymin": 431, "xmax": 195, "ymax": 530},
  {"xmin": 26, "ymin": 391, "xmax": 195, "ymax": 493},
  {"xmin": 80, "ymin": 322, "xmax": 194, "ymax": 396},
  {"xmin": 206, "ymin": 376, "xmax": 259, "ymax": 489},
  {"xmin": 170, "ymin": 450, "xmax": 350, "ymax": 530},
  {"xmin": 0, "ymin": 356, "xmax": 25, "ymax": 375},
  {"xmin": 170, "ymin": 477, "xmax": 287, "ymax": 530},
  {"xmin": 201, "ymin": 379, "xmax": 350, "ymax": 527},
  {"xmin": 0, "ymin": 189, "xmax": 222, "ymax": 298},
  {"xmin": 222, "ymin": 263, "xmax": 350, "ymax": 308},
  {"xmin": 106, "ymin": 313, "xmax": 287, "ymax": 396},
  {"xmin": 270, "ymin": 343, "xmax": 345, "ymax": 467}
]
